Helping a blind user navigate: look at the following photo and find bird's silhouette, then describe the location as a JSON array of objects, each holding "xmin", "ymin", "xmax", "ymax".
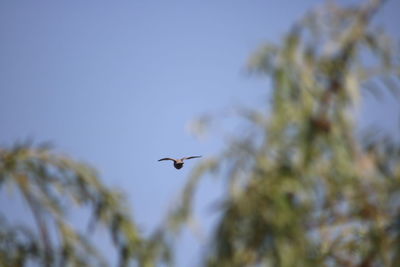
[{"xmin": 158, "ymin": 156, "xmax": 202, "ymax": 169}]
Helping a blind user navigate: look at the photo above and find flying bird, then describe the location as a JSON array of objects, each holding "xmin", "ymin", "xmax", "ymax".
[{"xmin": 158, "ymin": 156, "xmax": 202, "ymax": 169}]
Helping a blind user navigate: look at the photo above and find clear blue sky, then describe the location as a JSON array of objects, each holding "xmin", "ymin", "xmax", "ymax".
[{"xmin": 1, "ymin": 0, "xmax": 399, "ymax": 266}]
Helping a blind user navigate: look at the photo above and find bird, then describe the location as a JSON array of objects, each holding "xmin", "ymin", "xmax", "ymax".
[{"xmin": 158, "ymin": 156, "xmax": 202, "ymax": 169}]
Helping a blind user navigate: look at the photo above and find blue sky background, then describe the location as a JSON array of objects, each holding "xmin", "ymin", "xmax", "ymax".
[{"xmin": 1, "ymin": 0, "xmax": 399, "ymax": 266}]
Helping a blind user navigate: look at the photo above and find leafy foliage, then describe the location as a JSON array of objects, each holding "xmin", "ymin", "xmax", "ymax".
[
  {"xmin": 179, "ymin": 0, "xmax": 400, "ymax": 266},
  {"xmin": 0, "ymin": 143, "xmax": 170, "ymax": 267}
]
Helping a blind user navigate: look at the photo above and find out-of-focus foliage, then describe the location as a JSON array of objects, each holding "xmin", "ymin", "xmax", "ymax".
[
  {"xmin": 1, "ymin": 0, "xmax": 400, "ymax": 266},
  {"xmin": 179, "ymin": 0, "xmax": 400, "ymax": 266},
  {"xmin": 0, "ymin": 143, "xmax": 171, "ymax": 267}
]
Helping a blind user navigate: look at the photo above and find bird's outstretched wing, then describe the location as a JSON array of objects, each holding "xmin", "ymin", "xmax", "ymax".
[
  {"xmin": 158, "ymin": 158, "xmax": 176, "ymax": 162},
  {"xmin": 181, "ymin": 156, "xmax": 202, "ymax": 161}
]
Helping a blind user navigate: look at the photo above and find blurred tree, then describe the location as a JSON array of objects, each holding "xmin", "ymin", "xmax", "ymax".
[
  {"xmin": 0, "ymin": 143, "xmax": 171, "ymax": 267},
  {"xmin": 1, "ymin": 0, "xmax": 400, "ymax": 266},
  {"xmin": 173, "ymin": 0, "xmax": 400, "ymax": 266}
]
